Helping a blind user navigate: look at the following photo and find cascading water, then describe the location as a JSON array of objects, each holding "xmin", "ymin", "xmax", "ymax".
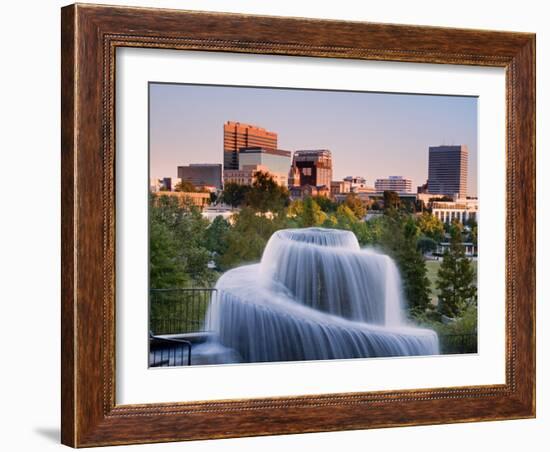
[{"xmin": 200, "ymin": 227, "xmax": 438, "ymax": 364}]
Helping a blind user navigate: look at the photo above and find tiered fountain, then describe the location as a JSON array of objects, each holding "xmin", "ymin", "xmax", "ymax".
[{"xmin": 199, "ymin": 227, "xmax": 438, "ymax": 364}]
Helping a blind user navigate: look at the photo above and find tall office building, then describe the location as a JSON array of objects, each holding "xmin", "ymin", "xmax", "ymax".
[
  {"xmin": 238, "ymin": 147, "xmax": 291, "ymax": 175},
  {"xmin": 223, "ymin": 121, "xmax": 278, "ymax": 170},
  {"xmin": 290, "ymin": 150, "xmax": 333, "ymax": 188},
  {"xmin": 178, "ymin": 163, "xmax": 223, "ymax": 189},
  {"xmin": 375, "ymin": 176, "xmax": 412, "ymax": 193},
  {"xmin": 223, "ymin": 147, "xmax": 292, "ymax": 187},
  {"xmin": 427, "ymin": 145, "xmax": 469, "ymax": 198}
]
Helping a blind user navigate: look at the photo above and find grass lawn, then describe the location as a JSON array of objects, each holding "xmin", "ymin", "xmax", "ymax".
[{"xmin": 425, "ymin": 259, "xmax": 478, "ymax": 305}]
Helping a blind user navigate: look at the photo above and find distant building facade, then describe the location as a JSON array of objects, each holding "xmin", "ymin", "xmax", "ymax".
[
  {"xmin": 288, "ymin": 165, "xmax": 301, "ymax": 188},
  {"xmin": 372, "ymin": 192, "xmax": 418, "ymax": 206},
  {"xmin": 223, "ymin": 146, "xmax": 290, "ymax": 187},
  {"xmin": 375, "ymin": 176, "xmax": 412, "ymax": 193},
  {"xmin": 149, "ymin": 178, "xmax": 161, "ymax": 192},
  {"xmin": 417, "ymin": 181, "xmax": 429, "ymax": 194},
  {"xmin": 290, "ymin": 150, "xmax": 333, "ymax": 188},
  {"xmin": 431, "ymin": 199, "xmax": 478, "ymax": 224},
  {"xmin": 333, "ymin": 191, "xmax": 373, "ymax": 204},
  {"xmin": 343, "ymin": 176, "xmax": 369, "ymax": 193},
  {"xmin": 177, "ymin": 164, "xmax": 223, "ymax": 190},
  {"xmin": 224, "ymin": 164, "xmax": 288, "ymax": 187},
  {"xmin": 223, "ymin": 121, "xmax": 278, "ymax": 170},
  {"xmin": 416, "ymin": 192, "xmax": 447, "ymax": 205},
  {"xmin": 153, "ymin": 191, "xmax": 211, "ymax": 209},
  {"xmin": 436, "ymin": 241, "xmax": 477, "ymax": 257},
  {"xmin": 330, "ymin": 180, "xmax": 352, "ymax": 196},
  {"xmin": 238, "ymin": 147, "xmax": 291, "ymax": 177},
  {"xmin": 150, "ymin": 177, "xmax": 173, "ymax": 192},
  {"xmin": 289, "ymin": 184, "xmax": 330, "ymax": 200},
  {"xmin": 427, "ymin": 145, "xmax": 469, "ymax": 198}
]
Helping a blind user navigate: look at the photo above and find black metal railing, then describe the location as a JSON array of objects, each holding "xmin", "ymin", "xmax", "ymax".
[
  {"xmin": 149, "ymin": 332, "xmax": 192, "ymax": 367},
  {"xmin": 149, "ymin": 288, "xmax": 216, "ymax": 335},
  {"xmin": 439, "ymin": 333, "xmax": 477, "ymax": 354}
]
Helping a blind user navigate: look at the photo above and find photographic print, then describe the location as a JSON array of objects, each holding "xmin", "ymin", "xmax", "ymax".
[
  {"xmin": 148, "ymin": 83, "xmax": 479, "ymax": 368},
  {"xmin": 61, "ymin": 6, "xmax": 535, "ymax": 444}
]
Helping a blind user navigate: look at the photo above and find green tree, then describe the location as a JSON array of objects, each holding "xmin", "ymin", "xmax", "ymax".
[
  {"xmin": 430, "ymin": 196, "xmax": 454, "ymax": 203},
  {"xmin": 174, "ymin": 180, "xmax": 197, "ymax": 192},
  {"xmin": 218, "ymin": 207, "xmax": 289, "ymax": 270},
  {"xmin": 380, "ymin": 212, "xmax": 431, "ymax": 313},
  {"xmin": 415, "ymin": 199, "xmax": 426, "ymax": 213},
  {"xmin": 383, "ymin": 190, "xmax": 401, "ymax": 211},
  {"xmin": 321, "ymin": 214, "xmax": 339, "ymax": 228},
  {"xmin": 209, "ymin": 191, "xmax": 218, "ymax": 204},
  {"xmin": 343, "ymin": 193, "xmax": 366, "ymax": 219},
  {"xmin": 436, "ymin": 225, "xmax": 477, "ymax": 317},
  {"xmin": 205, "ymin": 216, "xmax": 231, "ymax": 266},
  {"xmin": 334, "ymin": 204, "xmax": 357, "ymax": 229},
  {"xmin": 357, "ymin": 216, "xmax": 385, "ymax": 246},
  {"xmin": 149, "ymin": 219, "xmax": 189, "ymax": 288},
  {"xmin": 313, "ymin": 195, "xmax": 337, "ymax": 213},
  {"xmin": 412, "ymin": 303, "xmax": 478, "ymax": 353},
  {"xmin": 220, "ymin": 182, "xmax": 250, "ymax": 208},
  {"xmin": 370, "ymin": 200, "xmax": 381, "ymax": 211},
  {"xmin": 465, "ymin": 218, "xmax": 478, "ymax": 247},
  {"xmin": 245, "ymin": 171, "xmax": 289, "ymax": 213},
  {"xmin": 299, "ymin": 197, "xmax": 327, "ymax": 227},
  {"xmin": 149, "ymin": 194, "xmax": 215, "ymax": 288},
  {"xmin": 417, "ymin": 211, "xmax": 445, "ymax": 242},
  {"xmin": 288, "ymin": 198, "xmax": 327, "ymax": 227},
  {"xmin": 469, "ymin": 224, "xmax": 478, "ymax": 247},
  {"xmin": 417, "ymin": 236, "xmax": 438, "ymax": 254},
  {"xmin": 288, "ymin": 199, "xmax": 304, "ymax": 218}
]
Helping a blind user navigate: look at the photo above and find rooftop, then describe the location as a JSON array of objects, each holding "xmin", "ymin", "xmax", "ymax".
[{"xmin": 239, "ymin": 146, "xmax": 291, "ymax": 158}]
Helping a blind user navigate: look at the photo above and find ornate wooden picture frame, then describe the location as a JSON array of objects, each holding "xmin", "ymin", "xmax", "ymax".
[{"xmin": 61, "ymin": 3, "xmax": 535, "ymax": 447}]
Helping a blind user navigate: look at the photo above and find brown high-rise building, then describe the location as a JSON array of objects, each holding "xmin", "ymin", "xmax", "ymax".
[
  {"xmin": 223, "ymin": 121, "xmax": 278, "ymax": 170},
  {"xmin": 290, "ymin": 150, "xmax": 333, "ymax": 189}
]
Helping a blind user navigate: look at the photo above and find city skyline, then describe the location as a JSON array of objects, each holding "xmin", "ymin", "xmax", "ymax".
[{"xmin": 150, "ymin": 83, "xmax": 478, "ymax": 196}]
